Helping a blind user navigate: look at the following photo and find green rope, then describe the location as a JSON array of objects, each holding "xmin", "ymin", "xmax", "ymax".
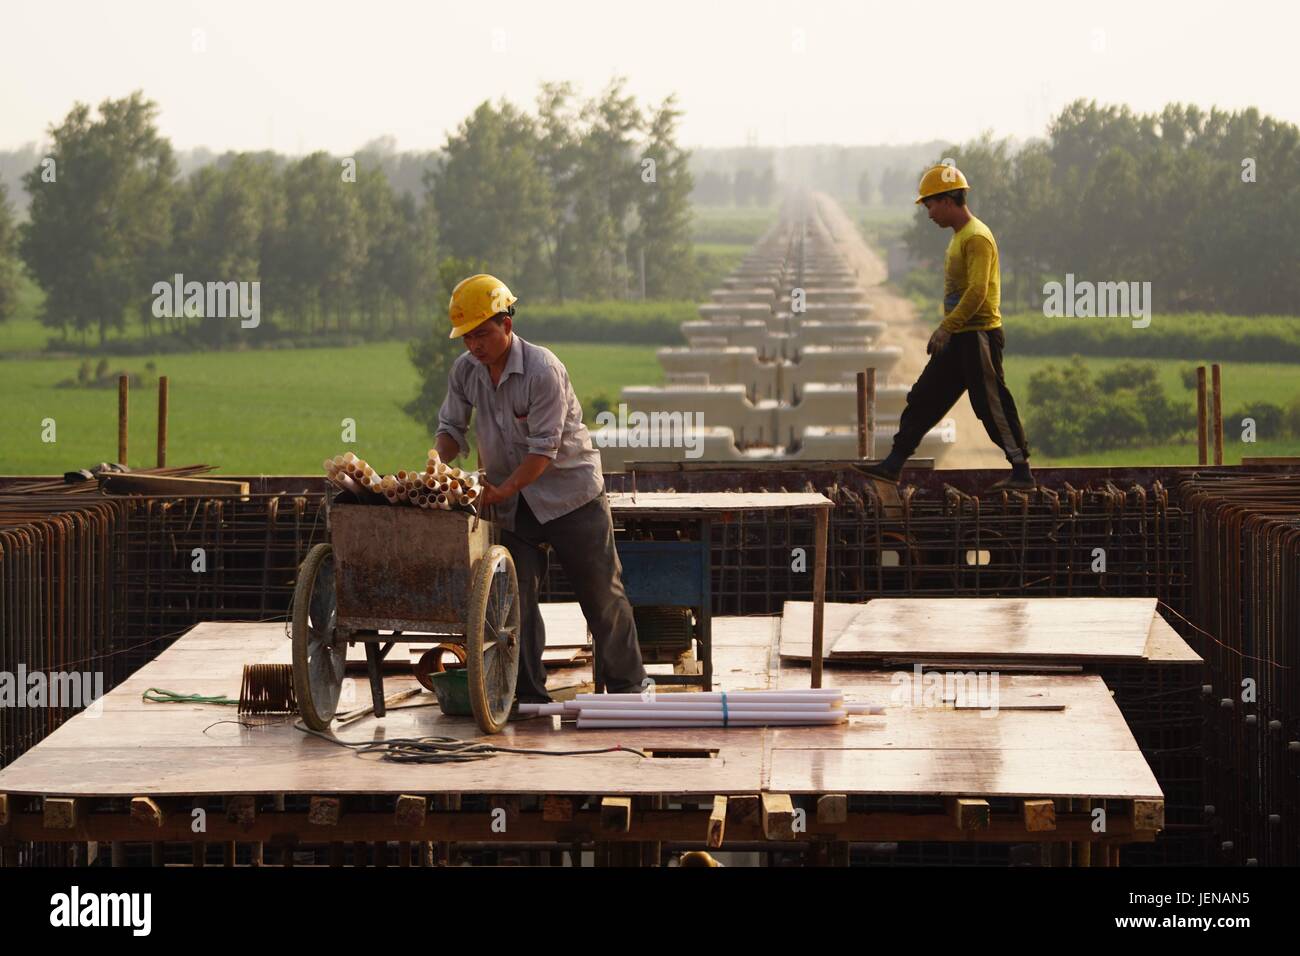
[{"xmin": 142, "ymin": 687, "xmax": 239, "ymax": 706}]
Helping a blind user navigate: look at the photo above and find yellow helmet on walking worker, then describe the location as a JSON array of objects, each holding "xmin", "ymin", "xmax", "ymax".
[
  {"xmin": 448, "ymin": 274, "xmax": 517, "ymax": 339},
  {"xmin": 915, "ymin": 163, "xmax": 971, "ymax": 204}
]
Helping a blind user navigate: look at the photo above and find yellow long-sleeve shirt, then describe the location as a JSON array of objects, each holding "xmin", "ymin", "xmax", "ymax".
[{"xmin": 940, "ymin": 215, "xmax": 1001, "ymax": 333}]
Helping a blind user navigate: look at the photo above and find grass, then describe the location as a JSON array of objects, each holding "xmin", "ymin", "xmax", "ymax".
[
  {"xmin": 1003, "ymin": 355, "xmax": 1300, "ymax": 464},
  {"xmin": 691, "ymin": 205, "xmax": 777, "ymax": 245},
  {"xmin": 1029, "ymin": 439, "xmax": 1300, "ymax": 467},
  {"xmin": 693, "ymin": 242, "xmax": 753, "ymax": 259},
  {"xmin": 1002, "ymin": 310, "xmax": 1300, "ymax": 363},
  {"xmin": 1, "ymin": 341, "xmax": 664, "ymax": 475},
  {"xmin": 6, "ymin": 303, "xmax": 1299, "ymax": 473}
]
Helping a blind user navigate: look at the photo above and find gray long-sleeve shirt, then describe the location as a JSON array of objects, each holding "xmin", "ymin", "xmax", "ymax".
[{"xmin": 435, "ymin": 334, "xmax": 604, "ymax": 531}]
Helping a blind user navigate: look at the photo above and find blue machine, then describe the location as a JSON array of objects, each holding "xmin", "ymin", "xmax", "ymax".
[{"xmin": 614, "ymin": 537, "xmax": 712, "ymax": 689}]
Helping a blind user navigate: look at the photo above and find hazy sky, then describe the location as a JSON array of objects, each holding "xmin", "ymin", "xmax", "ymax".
[{"xmin": 3, "ymin": 0, "xmax": 1296, "ymax": 153}]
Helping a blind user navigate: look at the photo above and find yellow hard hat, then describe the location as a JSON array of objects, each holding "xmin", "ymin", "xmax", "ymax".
[
  {"xmin": 915, "ymin": 163, "xmax": 971, "ymax": 204},
  {"xmin": 448, "ymin": 274, "xmax": 517, "ymax": 339},
  {"xmin": 679, "ymin": 851, "xmax": 722, "ymax": 867}
]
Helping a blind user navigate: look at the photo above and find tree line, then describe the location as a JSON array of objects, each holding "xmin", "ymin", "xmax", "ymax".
[
  {"xmin": 0, "ymin": 81, "xmax": 696, "ymax": 347},
  {"xmin": 901, "ymin": 100, "xmax": 1300, "ymax": 315},
  {"xmin": 691, "ymin": 166, "xmax": 777, "ymax": 206}
]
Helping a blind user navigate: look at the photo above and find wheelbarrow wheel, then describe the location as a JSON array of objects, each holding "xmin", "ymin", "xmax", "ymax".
[
  {"xmin": 292, "ymin": 543, "xmax": 346, "ymax": 731},
  {"xmin": 465, "ymin": 545, "xmax": 520, "ymax": 734}
]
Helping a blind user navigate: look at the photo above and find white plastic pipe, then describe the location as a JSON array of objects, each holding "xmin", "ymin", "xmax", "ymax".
[
  {"xmin": 577, "ymin": 715, "xmax": 846, "ymax": 729},
  {"xmin": 562, "ymin": 701, "xmax": 841, "ymax": 714},
  {"xmin": 574, "ymin": 691, "xmax": 845, "ymax": 703},
  {"xmin": 569, "ymin": 708, "xmax": 845, "ymax": 721}
]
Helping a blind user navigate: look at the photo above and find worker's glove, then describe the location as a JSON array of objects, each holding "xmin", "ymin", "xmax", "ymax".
[{"xmin": 927, "ymin": 327, "xmax": 952, "ymax": 355}]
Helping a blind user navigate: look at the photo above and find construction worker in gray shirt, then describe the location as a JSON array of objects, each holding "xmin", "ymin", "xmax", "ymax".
[{"xmin": 434, "ymin": 274, "xmax": 648, "ymax": 705}]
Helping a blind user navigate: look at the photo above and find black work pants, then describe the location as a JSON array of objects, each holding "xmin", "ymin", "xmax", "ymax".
[
  {"xmin": 890, "ymin": 327, "xmax": 1031, "ymax": 466},
  {"xmin": 500, "ymin": 494, "xmax": 647, "ymax": 703}
]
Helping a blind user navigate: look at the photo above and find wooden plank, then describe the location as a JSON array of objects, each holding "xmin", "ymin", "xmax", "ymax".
[
  {"xmin": 770, "ymin": 749, "xmax": 1163, "ymax": 799},
  {"xmin": 707, "ymin": 796, "xmax": 727, "ymax": 848},
  {"xmin": 225, "ymin": 795, "xmax": 256, "ymax": 826},
  {"xmin": 816, "ymin": 793, "xmax": 848, "ymax": 825},
  {"xmin": 1022, "ymin": 799, "xmax": 1056, "ymax": 832},
  {"xmin": 600, "ymin": 797, "xmax": 632, "ymax": 833},
  {"xmin": 606, "ymin": 492, "xmax": 833, "ymax": 512},
  {"xmin": 829, "ymin": 598, "xmax": 1158, "ymax": 662},
  {"xmin": 761, "ymin": 793, "xmax": 795, "ymax": 840},
  {"xmin": 395, "ymin": 795, "xmax": 427, "ymax": 828},
  {"xmin": 948, "ymin": 798, "xmax": 990, "ymax": 830},
  {"xmin": 771, "ymin": 676, "xmax": 1139, "ymax": 754},
  {"xmin": 0, "ymin": 743, "xmax": 767, "ymax": 798},
  {"xmin": 778, "ymin": 601, "xmax": 862, "ymax": 661},
  {"xmin": 0, "ymin": 793, "xmax": 7, "ymax": 827},
  {"xmin": 541, "ymin": 603, "xmax": 593, "ymax": 648},
  {"xmin": 43, "ymin": 798, "xmax": 79, "ymax": 829},
  {"xmin": 627, "ymin": 458, "xmax": 936, "ymax": 474},
  {"xmin": 542, "ymin": 796, "xmax": 574, "ymax": 822},
  {"xmin": 488, "ymin": 795, "xmax": 521, "ymax": 823},
  {"xmin": 952, "ymin": 703, "xmax": 1065, "ymax": 712},
  {"xmin": 130, "ymin": 797, "xmax": 163, "ymax": 828},
  {"xmin": 7, "ymin": 808, "xmax": 1153, "ymax": 845},
  {"xmin": 308, "ymin": 796, "xmax": 340, "ymax": 826},
  {"xmin": 0, "ymin": 622, "xmax": 1161, "ymax": 808},
  {"xmin": 101, "ymin": 474, "xmax": 250, "ymax": 497},
  {"xmin": 1133, "ymin": 799, "xmax": 1165, "ymax": 832},
  {"xmin": 1143, "ymin": 616, "xmax": 1202, "ymax": 664},
  {"xmin": 541, "ymin": 647, "xmax": 581, "ymax": 666},
  {"xmin": 729, "ymin": 795, "xmax": 761, "ymax": 826}
]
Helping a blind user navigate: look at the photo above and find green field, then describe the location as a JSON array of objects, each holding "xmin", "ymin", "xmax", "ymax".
[
  {"xmin": 1, "ymin": 342, "xmax": 664, "ymax": 475},
  {"xmin": 7, "ymin": 306, "xmax": 1300, "ymax": 473},
  {"xmin": 691, "ymin": 205, "xmax": 777, "ymax": 245},
  {"xmin": 1005, "ymin": 355, "xmax": 1300, "ymax": 464}
]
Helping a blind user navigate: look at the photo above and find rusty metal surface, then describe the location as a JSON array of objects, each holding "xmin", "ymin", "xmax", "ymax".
[
  {"xmin": 2, "ymin": 461, "xmax": 1297, "ymax": 867},
  {"xmin": 1179, "ymin": 473, "xmax": 1300, "ymax": 867},
  {"xmin": 329, "ymin": 503, "xmax": 491, "ymax": 630}
]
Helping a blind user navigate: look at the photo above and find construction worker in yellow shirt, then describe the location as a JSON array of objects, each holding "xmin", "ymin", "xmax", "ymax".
[{"xmin": 864, "ymin": 164, "xmax": 1035, "ymax": 491}]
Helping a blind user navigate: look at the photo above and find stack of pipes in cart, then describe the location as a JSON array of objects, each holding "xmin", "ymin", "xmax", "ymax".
[
  {"xmin": 323, "ymin": 449, "xmax": 481, "ymax": 510},
  {"xmin": 517, "ymin": 689, "xmax": 884, "ymax": 728}
]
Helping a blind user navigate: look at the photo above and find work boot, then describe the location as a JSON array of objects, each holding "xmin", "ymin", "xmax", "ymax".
[
  {"xmin": 859, "ymin": 462, "xmax": 901, "ymax": 484},
  {"xmin": 988, "ymin": 467, "xmax": 1036, "ymax": 492}
]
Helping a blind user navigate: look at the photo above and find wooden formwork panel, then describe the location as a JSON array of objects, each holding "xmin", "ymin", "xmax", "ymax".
[{"xmin": 0, "ymin": 616, "xmax": 1161, "ymax": 808}]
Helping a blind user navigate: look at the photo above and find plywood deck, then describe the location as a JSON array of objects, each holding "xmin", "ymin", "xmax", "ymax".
[
  {"xmin": 830, "ymin": 598, "xmax": 1158, "ymax": 662},
  {"xmin": 778, "ymin": 598, "xmax": 1198, "ymax": 665},
  {"xmin": 606, "ymin": 491, "xmax": 833, "ymax": 512},
  {"xmin": 0, "ymin": 616, "xmax": 1162, "ymax": 801}
]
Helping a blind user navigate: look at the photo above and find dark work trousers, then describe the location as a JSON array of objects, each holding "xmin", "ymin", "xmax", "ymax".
[
  {"xmin": 890, "ymin": 327, "xmax": 1031, "ymax": 466},
  {"xmin": 499, "ymin": 493, "xmax": 647, "ymax": 703}
]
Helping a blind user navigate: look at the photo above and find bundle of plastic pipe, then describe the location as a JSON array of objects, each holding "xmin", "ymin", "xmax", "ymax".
[
  {"xmin": 323, "ymin": 452, "xmax": 380, "ymax": 497},
  {"xmin": 322, "ymin": 449, "xmax": 482, "ymax": 511},
  {"xmin": 516, "ymin": 689, "xmax": 884, "ymax": 728}
]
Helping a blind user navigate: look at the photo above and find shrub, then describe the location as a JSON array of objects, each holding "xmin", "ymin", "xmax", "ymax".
[
  {"xmin": 1229, "ymin": 402, "xmax": 1284, "ymax": 439},
  {"xmin": 1026, "ymin": 357, "xmax": 1194, "ymax": 456},
  {"xmin": 1003, "ymin": 312, "xmax": 1300, "ymax": 363},
  {"xmin": 1286, "ymin": 395, "xmax": 1300, "ymax": 438}
]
